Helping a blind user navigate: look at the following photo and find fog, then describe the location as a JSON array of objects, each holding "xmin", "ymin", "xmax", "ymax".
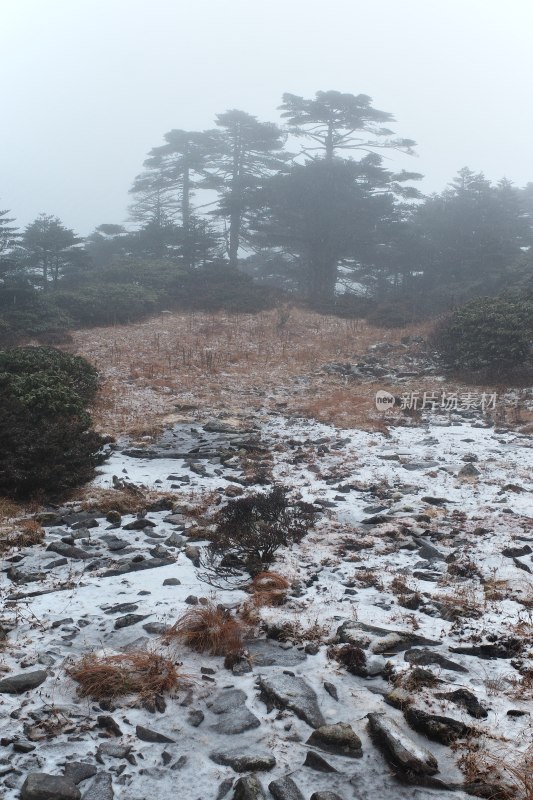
[{"xmin": 1, "ymin": 0, "xmax": 532, "ymax": 234}]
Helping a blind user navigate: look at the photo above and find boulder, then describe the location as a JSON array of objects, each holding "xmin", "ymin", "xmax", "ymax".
[
  {"xmin": 367, "ymin": 712, "xmax": 439, "ymax": 776},
  {"xmin": 258, "ymin": 673, "xmax": 325, "ymax": 728},
  {"xmin": 21, "ymin": 773, "xmax": 81, "ymax": 800}
]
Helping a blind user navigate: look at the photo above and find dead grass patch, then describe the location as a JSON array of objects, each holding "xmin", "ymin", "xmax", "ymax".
[
  {"xmin": 250, "ymin": 571, "xmax": 290, "ymax": 607},
  {"xmin": 66, "ymin": 650, "xmax": 184, "ymax": 701},
  {"xmin": 166, "ymin": 603, "xmax": 243, "ymax": 656},
  {"xmin": 457, "ymin": 741, "xmax": 533, "ymax": 800},
  {"xmin": 0, "ymin": 519, "xmax": 45, "ymax": 554}
]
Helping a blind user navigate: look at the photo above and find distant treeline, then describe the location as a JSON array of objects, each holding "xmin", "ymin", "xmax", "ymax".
[{"xmin": 1, "ymin": 90, "xmax": 532, "ymax": 342}]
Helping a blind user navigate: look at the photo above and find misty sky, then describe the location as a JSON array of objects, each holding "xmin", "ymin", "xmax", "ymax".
[{"xmin": 1, "ymin": 0, "xmax": 532, "ymax": 235}]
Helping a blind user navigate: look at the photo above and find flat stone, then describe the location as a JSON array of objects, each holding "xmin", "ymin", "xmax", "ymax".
[
  {"xmin": 338, "ymin": 621, "xmax": 440, "ymax": 653},
  {"xmin": 310, "ymin": 794, "xmax": 344, "ymax": 800},
  {"xmin": 100, "ymin": 536, "xmax": 128, "ymax": 551},
  {"xmin": 187, "ymin": 709, "xmax": 204, "ymax": 727},
  {"xmin": 209, "ymin": 689, "xmax": 261, "ymax": 735},
  {"xmin": 246, "ymin": 639, "xmax": 307, "ymax": 667},
  {"xmin": 404, "ymin": 648, "xmax": 468, "ymax": 673},
  {"xmin": 136, "ymin": 725, "xmax": 175, "ymax": 743},
  {"xmin": 143, "ymin": 622, "xmax": 169, "ymax": 634},
  {"xmin": 367, "ymin": 712, "xmax": 439, "ymax": 776},
  {"xmin": 258, "ymin": 674, "xmax": 325, "ymax": 728},
  {"xmin": 102, "ymin": 557, "xmax": 175, "ymax": 577},
  {"xmin": 122, "ymin": 519, "xmax": 156, "ymax": 530},
  {"xmin": 0, "ymin": 670, "xmax": 47, "ymax": 693},
  {"xmin": 307, "ymin": 722, "xmax": 362, "ymax": 758},
  {"xmin": 104, "ymin": 603, "xmax": 139, "ymax": 615},
  {"xmin": 502, "ymin": 544, "xmax": 532, "ymax": 558},
  {"xmin": 63, "ymin": 763, "xmax": 98, "ymax": 785},
  {"xmin": 80, "ymin": 773, "xmax": 114, "ymax": 800},
  {"xmin": 268, "ymin": 776, "xmax": 305, "ymax": 800},
  {"xmin": 210, "ymin": 750, "xmax": 276, "ymax": 772},
  {"xmin": 97, "ymin": 743, "xmax": 131, "ymax": 759},
  {"xmin": 162, "ymin": 577, "xmax": 181, "ymax": 585},
  {"xmin": 21, "ymin": 773, "xmax": 81, "ymax": 800},
  {"xmin": 114, "ymin": 614, "xmax": 149, "ymax": 629},
  {"xmin": 46, "ymin": 542, "xmax": 92, "ymax": 560},
  {"xmin": 233, "ymin": 774, "xmax": 266, "ymax": 800}
]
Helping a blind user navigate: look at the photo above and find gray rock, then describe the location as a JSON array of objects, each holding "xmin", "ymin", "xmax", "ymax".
[
  {"xmin": 63, "ymin": 763, "xmax": 97, "ymax": 785},
  {"xmin": 310, "ymin": 794, "xmax": 344, "ymax": 800},
  {"xmin": 100, "ymin": 536, "xmax": 128, "ymax": 551},
  {"xmin": 122, "ymin": 519, "xmax": 156, "ymax": 530},
  {"xmin": 114, "ymin": 614, "xmax": 149, "ymax": 629},
  {"xmin": 101, "ymin": 557, "xmax": 175, "ymax": 577},
  {"xmin": 97, "ymin": 743, "xmax": 131, "ymax": 759},
  {"xmin": 210, "ymin": 750, "xmax": 276, "ymax": 772},
  {"xmin": 324, "ymin": 681, "xmax": 338, "ymax": 701},
  {"xmin": 303, "ymin": 751, "xmax": 337, "ymax": 772},
  {"xmin": 143, "ymin": 622, "xmax": 169, "ymax": 634},
  {"xmin": 164, "ymin": 533, "xmax": 185, "ymax": 547},
  {"xmin": 104, "ymin": 602, "xmax": 139, "ymax": 615},
  {"xmin": 187, "ymin": 709, "xmax": 204, "ymax": 727},
  {"xmin": 338, "ymin": 621, "xmax": 440, "ymax": 653},
  {"xmin": 216, "ymin": 779, "xmax": 234, "ymax": 800},
  {"xmin": 412, "ymin": 537, "xmax": 446, "ymax": 561},
  {"xmin": 21, "ymin": 773, "xmax": 81, "ymax": 800},
  {"xmin": 367, "ymin": 712, "xmax": 438, "ymax": 776},
  {"xmin": 258, "ymin": 673, "xmax": 325, "ymax": 728},
  {"xmin": 268, "ymin": 776, "xmax": 305, "ymax": 800},
  {"xmin": 46, "ymin": 542, "xmax": 92, "ymax": 560},
  {"xmin": 209, "ymin": 689, "xmax": 261, "ymax": 735},
  {"xmin": 80, "ymin": 773, "xmax": 114, "ymax": 800},
  {"xmin": 185, "ymin": 544, "xmax": 201, "ymax": 564},
  {"xmin": 0, "ymin": 670, "xmax": 47, "ymax": 693},
  {"xmin": 502, "ymin": 544, "xmax": 532, "ymax": 558},
  {"xmin": 458, "ymin": 463, "xmax": 480, "ymax": 477},
  {"xmin": 135, "ymin": 725, "xmax": 175, "ymax": 743},
  {"xmin": 246, "ymin": 639, "xmax": 307, "ymax": 667},
  {"xmin": 404, "ymin": 648, "xmax": 468, "ymax": 673},
  {"xmin": 403, "ymin": 462, "xmax": 439, "ymax": 471},
  {"xmin": 307, "ymin": 722, "xmax": 362, "ymax": 758},
  {"xmin": 162, "ymin": 577, "xmax": 181, "ymax": 585},
  {"xmin": 233, "ymin": 774, "xmax": 266, "ymax": 799}
]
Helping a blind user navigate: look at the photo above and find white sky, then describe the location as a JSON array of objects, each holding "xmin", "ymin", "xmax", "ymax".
[{"xmin": 1, "ymin": 0, "xmax": 532, "ymax": 234}]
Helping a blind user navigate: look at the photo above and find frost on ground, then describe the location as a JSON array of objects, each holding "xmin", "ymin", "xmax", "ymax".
[{"xmin": 1, "ymin": 406, "xmax": 532, "ymax": 800}]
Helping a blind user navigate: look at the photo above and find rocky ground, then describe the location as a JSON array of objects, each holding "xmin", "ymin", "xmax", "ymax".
[{"xmin": 1, "ymin": 313, "xmax": 533, "ymax": 800}]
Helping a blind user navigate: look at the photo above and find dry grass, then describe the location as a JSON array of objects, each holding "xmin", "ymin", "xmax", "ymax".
[
  {"xmin": 167, "ymin": 603, "xmax": 243, "ymax": 656},
  {"xmin": 0, "ymin": 519, "xmax": 45, "ymax": 554},
  {"xmin": 61, "ymin": 308, "xmax": 444, "ymax": 435},
  {"xmin": 249, "ymin": 571, "xmax": 290, "ymax": 607},
  {"xmin": 457, "ymin": 741, "xmax": 533, "ymax": 800},
  {"xmin": 66, "ymin": 650, "xmax": 184, "ymax": 701}
]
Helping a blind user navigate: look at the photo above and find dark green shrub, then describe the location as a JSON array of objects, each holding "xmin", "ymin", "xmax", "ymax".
[
  {"xmin": 51, "ymin": 283, "xmax": 159, "ymax": 326},
  {"xmin": 170, "ymin": 266, "xmax": 279, "ymax": 313},
  {"xmin": 366, "ymin": 299, "xmax": 427, "ymax": 328},
  {"xmin": 431, "ymin": 296, "xmax": 533, "ymax": 377},
  {"xmin": 0, "ymin": 347, "xmax": 104, "ymax": 498}
]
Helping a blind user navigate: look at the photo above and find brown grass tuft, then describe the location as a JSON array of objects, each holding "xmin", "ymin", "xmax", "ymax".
[
  {"xmin": 167, "ymin": 603, "xmax": 243, "ymax": 656},
  {"xmin": 66, "ymin": 650, "xmax": 184, "ymax": 701},
  {"xmin": 250, "ymin": 571, "xmax": 290, "ymax": 607}
]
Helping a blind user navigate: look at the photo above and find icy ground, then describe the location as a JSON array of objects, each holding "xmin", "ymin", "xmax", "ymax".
[{"xmin": 1, "ymin": 412, "xmax": 532, "ymax": 799}]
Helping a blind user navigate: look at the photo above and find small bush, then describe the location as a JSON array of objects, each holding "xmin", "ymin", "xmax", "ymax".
[
  {"xmin": 206, "ymin": 486, "xmax": 315, "ymax": 576},
  {"xmin": 66, "ymin": 651, "xmax": 184, "ymax": 701},
  {"xmin": 171, "ymin": 265, "xmax": 279, "ymax": 313},
  {"xmin": 51, "ymin": 283, "xmax": 159, "ymax": 326},
  {"xmin": 0, "ymin": 347, "xmax": 104, "ymax": 498},
  {"xmin": 167, "ymin": 603, "xmax": 243, "ymax": 656},
  {"xmin": 431, "ymin": 295, "xmax": 533, "ymax": 378}
]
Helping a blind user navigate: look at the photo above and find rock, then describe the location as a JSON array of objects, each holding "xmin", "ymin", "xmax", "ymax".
[
  {"xmin": 165, "ymin": 532, "xmax": 185, "ymax": 548},
  {"xmin": 458, "ymin": 463, "xmax": 480, "ymax": 478},
  {"xmin": 310, "ymin": 794, "xmax": 344, "ymax": 800},
  {"xmin": 268, "ymin": 776, "xmax": 306, "ymax": 800},
  {"xmin": 258, "ymin": 673, "xmax": 326, "ymax": 728},
  {"xmin": 217, "ymin": 779, "xmax": 234, "ymax": 800},
  {"xmin": 80, "ymin": 773, "xmax": 114, "ymax": 800},
  {"xmin": 97, "ymin": 715, "xmax": 122, "ymax": 737},
  {"xmin": 122, "ymin": 519, "xmax": 156, "ymax": 530},
  {"xmin": 143, "ymin": 622, "xmax": 169, "ymax": 634},
  {"xmin": 367, "ymin": 712, "xmax": 439, "ymax": 776},
  {"xmin": 404, "ymin": 707, "xmax": 473, "ymax": 744},
  {"xmin": 233, "ymin": 774, "xmax": 266, "ymax": 800},
  {"xmin": 403, "ymin": 462, "xmax": 439, "ymax": 471},
  {"xmin": 421, "ymin": 496, "xmax": 450, "ymax": 506},
  {"xmin": 307, "ymin": 722, "xmax": 362, "ymax": 758},
  {"xmin": 337, "ymin": 621, "xmax": 440, "ymax": 652},
  {"xmin": 187, "ymin": 709, "xmax": 204, "ymax": 727},
  {"xmin": 502, "ymin": 544, "xmax": 532, "ymax": 558},
  {"xmin": 412, "ymin": 537, "xmax": 446, "ymax": 561},
  {"xmin": 46, "ymin": 542, "xmax": 92, "ymax": 560},
  {"xmin": 162, "ymin": 577, "xmax": 181, "ymax": 585},
  {"xmin": 450, "ymin": 639, "xmax": 521, "ymax": 659},
  {"xmin": 404, "ymin": 648, "xmax": 468, "ymax": 673},
  {"xmin": 135, "ymin": 725, "xmax": 175, "ymax": 743},
  {"xmin": 324, "ymin": 682, "xmax": 338, "ymax": 701},
  {"xmin": 210, "ymin": 750, "xmax": 276, "ymax": 772},
  {"xmin": 63, "ymin": 763, "xmax": 97, "ymax": 785},
  {"xmin": 0, "ymin": 670, "xmax": 47, "ymax": 693},
  {"xmin": 97, "ymin": 743, "xmax": 131, "ymax": 759},
  {"xmin": 185, "ymin": 595, "xmax": 198, "ymax": 605},
  {"xmin": 437, "ymin": 689, "xmax": 488, "ymax": 719},
  {"xmin": 209, "ymin": 689, "xmax": 261, "ymax": 735},
  {"xmin": 185, "ymin": 544, "xmax": 201, "ymax": 564},
  {"xmin": 114, "ymin": 614, "xmax": 149, "ymax": 629},
  {"xmin": 21, "ymin": 773, "xmax": 81, "ymax": 800},
  {"xmin": 246, "ymin": 639, "xmax": 307, "ymax": 667},
  {"xmin": 303, "ymin": 751, "xmax": 337, "ymax": 772},
  {"xmin": 104, "ymin": 602, "xmax": 139, "ymax": 615},
  {"xmin": 106, "ymin": 511, "xmax": 122, "ymax": 526},
  {"xmin": 100, "ymin": 536, "xmax": 128, "ymax": 551},
  {"xmin": 101, "ymin": 557, "xmax": 175, "ymax": 577}
]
